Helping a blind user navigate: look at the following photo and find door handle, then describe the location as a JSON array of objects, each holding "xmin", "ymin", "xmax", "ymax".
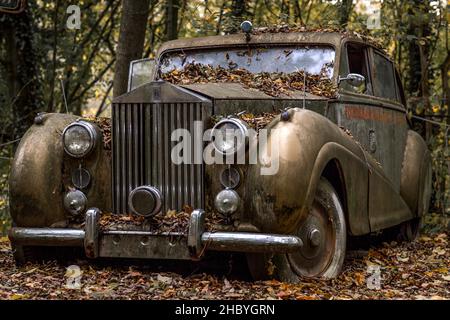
[{"xmin": 369, "ymin": 129, "xmax": 377, "ymax": 153}]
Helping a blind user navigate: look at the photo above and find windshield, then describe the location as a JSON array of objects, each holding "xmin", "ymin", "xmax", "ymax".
[{"xmin": 159, "ymin": 46, "xmax": 335, "ymax": 78}]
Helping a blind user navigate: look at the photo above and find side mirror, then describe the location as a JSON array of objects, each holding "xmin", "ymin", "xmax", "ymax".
[
  {"xmin": 128, "ymin": 59, "xmax": 156, "ymax": 92},
  {"xmin": 338, "ymin": 73, "xmax": 365, "ymax": 87}
]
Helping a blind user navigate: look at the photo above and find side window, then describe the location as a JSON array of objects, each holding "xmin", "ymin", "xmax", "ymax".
[
  {"xmin": 128, "ymin": 59, "xmax": 156, "ymax": 92},
  {"xmin": 346, "ymin": 43, "xmax": 373, "ymax": 95},
  {"xmin": 372, "ymin": 52, "xmax": 397, "ymax": 102}
]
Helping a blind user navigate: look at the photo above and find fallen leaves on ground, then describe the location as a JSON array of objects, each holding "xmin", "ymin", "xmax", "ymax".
[
  {"xmin": 161, "ymin": 63, "xmax": 338, "ymax": 98},
  {"xmin": 0, "ymin": 233, "xmax": 450, "ymax": 300},
  {"xmin": 0, "ymin": 233, "xmax": 448, "ymax": 300}
]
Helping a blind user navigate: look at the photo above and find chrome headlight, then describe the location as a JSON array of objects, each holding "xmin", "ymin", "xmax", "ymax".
[
  {"xmin": 211, "ymin": 118, "xmax": 248, "ymax": 155},
  {"xmin": 62, "ymin": 121, "xmax": 98, "ymax": 158}
]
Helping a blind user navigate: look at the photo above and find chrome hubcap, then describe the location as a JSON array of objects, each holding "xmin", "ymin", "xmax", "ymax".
[
  {"xmin": 287, "ymin": 201, "xmax": 335, "ymax": 277},
  {"xmin": 309, "ymin": 229, "xmax": 321, "ymax": 247}
]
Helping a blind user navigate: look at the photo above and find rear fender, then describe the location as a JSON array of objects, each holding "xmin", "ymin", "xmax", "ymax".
[{"xmin": 400, "ymin": 130, "xmax": 432, "ymax": 217}]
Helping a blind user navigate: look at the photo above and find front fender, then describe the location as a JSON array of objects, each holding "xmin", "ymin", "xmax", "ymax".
[
  {"xmin": 243, "ymin": 108, "xmax": 370, "ymax": 234},
  {"xmin": 10, "ymin": 113, "xmax": 77, "ymax": 227},
  {"xmin": 9, "ymin": 113, "xmax": 112, "ymax": 227}
]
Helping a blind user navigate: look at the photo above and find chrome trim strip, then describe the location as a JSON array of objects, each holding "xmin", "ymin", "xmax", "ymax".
[
  {"xmin": 201, "ymin": 232, "xmax": 303, "ymax": 253},
  {"xmin": 8, "ymin": 209, "xmax": 302, "ymax": 259},
  {"xmin": 85, "ymin": 208, "xmax": 100, "ymax": 258},
  {"xmin": 187, "ymin": 209, "xmax": 205, "ymax": 259},
  {"xmin": 9, "ymin": 228, "xmax": 85, "ymax": 247}
]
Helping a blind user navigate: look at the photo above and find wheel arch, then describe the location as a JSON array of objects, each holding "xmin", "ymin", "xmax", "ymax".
[
  {"xmin": 305, "ymin": 142, "xmax": 371, "ymax": 236},
  {"xmin": 321, "ymin": 159, "xmax": 349, "ymax": 229}
]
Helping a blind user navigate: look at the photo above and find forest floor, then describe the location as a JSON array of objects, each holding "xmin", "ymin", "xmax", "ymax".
[{"xmin": 0, "ymin": 232, "xmax": 449, "ymax": 300}]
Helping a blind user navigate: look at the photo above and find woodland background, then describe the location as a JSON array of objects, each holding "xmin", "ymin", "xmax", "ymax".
[{"xmin": 0, "ymin": 0, "xmax": 449, "ymax": 236}]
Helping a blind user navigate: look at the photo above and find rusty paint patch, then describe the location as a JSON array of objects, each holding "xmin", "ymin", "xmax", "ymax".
[{"xmin": 344, "ymin": 106, "xmax": 404, "ymax": 125}]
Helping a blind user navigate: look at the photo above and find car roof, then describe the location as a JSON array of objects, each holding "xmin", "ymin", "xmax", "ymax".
[{"xmin": 156, "ymin": 30, "xmax": 382, "ymax": 57}]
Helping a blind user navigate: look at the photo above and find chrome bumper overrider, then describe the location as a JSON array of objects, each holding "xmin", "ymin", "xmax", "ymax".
[{"xmin": 9, "ymin": 208, "xmax": 303, "ymax": 260}]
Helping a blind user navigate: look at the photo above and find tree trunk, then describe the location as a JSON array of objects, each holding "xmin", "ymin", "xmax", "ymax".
[
  {"xmin": 442, "ymin": 22, "xmax": 450, "ymax": 124},
  {"xmin": 165, "ymin": 0, "xmax": 179, "ymax": 40},
  {"xmin": 404, "ymin": 0, "xmax": 432, "ymax": 140},
  {"xmin": 338, "ymin": 0, "xmax": 352, "ymax": 27},
  {"xmin": 419, "ymin": 44, "xmax": 432, "ymax": 141},
  {"xmin": 280, "ymin": 0, "xmax": 290, "ymax": 23},
  {"xmin": 405, "ymin": 1, "xmax": 422, "ymax": 95},
  {"xmin": 442, "ymin": 53, "xmax": 450, "ymax": 123},
  {"xmin": 113, "ymin": 0, "xmax": 150, "ymax": 98},
  {"xmin": 292, "ymin": 0, "xmax": 302, "ymax": 25},
  {"xmin": 46, "ymin": 0, "xmax": 61, "ymax": 113},
  {"xmin": 0, "ymin": 5, "xmax": 43, "ymax": 141},
  {"xmin": 224, "ymin": 0, "xmax": 247, "ymax": 34}
]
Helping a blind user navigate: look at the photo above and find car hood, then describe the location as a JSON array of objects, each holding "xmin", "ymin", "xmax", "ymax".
[
  {"xmin": 180, "ymin": 83, "xmax": 330, "ymax": 101},
  {"xmin": 180, "ymin": 83, "xmax": 330, "ymax": 116},
  {"xmin": 113, "ymin": 81, "xmax": 330, "ymax": 116}
]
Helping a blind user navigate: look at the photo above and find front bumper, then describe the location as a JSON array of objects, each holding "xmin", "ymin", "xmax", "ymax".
[{"xmin": 9, "ymin": 208, "xmax": 303, "ymax": 260}]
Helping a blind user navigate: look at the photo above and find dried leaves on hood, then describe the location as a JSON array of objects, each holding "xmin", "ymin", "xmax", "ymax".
[
  {"xmin": 161, "ymin": 63, "xmax": 338, "ymax": 98},
  {"xmin": 83, "ymin": 116, "xmax": 111, "ymax": 152},
  {"xmin": 238, "ymin": 112, "xmax": 278, "ymax": 132}
]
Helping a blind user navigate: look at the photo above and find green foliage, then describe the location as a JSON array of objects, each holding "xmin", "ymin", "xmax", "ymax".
[
  {"xmin": 429, "ymin": 127, "xmax": 450, "ymax": 215},
  {"xmin": 31, "ymin": 0, "xmax": 121, "ymax": 115}
]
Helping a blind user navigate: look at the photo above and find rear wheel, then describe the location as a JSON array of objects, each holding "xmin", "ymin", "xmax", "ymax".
[
  {"xmin": 383, "ymin": 217, "xmax": 422, "ymax": 243},
  {"xmin": 247, "ymin": 177, "xmax": 347, "ymax": 281},
  {"xmin": 399, "ymin": 218, "xmax": 421, "ymax": 241}
]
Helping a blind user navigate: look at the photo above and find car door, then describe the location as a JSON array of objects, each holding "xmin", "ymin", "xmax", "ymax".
[
  {"xmin": 330, "ymin": 41, "xmax": 374, "ymax": 234},
  {"xmin": 369, "ymin": 49, "xmax": 408, "ymax": 190},
  {"xmin": 366, "ymin": 49, "xmax": 411, "ymax": 230},
  {"xmin": 335, "ymin": 41, "xmax": 410, "ymax": 231}
]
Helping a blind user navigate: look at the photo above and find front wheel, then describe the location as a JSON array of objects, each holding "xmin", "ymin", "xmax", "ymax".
[{"xmin": 247, "ymin": 177, "xmax": 347, "ymax": 281}]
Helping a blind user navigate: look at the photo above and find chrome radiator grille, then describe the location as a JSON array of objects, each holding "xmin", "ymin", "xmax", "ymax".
[{"xmin": 112, "ymin": 102, "xmax": 204, "ymax": 214}]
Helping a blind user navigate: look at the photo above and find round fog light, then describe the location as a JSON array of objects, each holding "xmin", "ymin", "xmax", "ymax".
[
  {"xmin": 214, "ymin": 189, "xmax": 240, "ymax": 215},
  {"xmin": 129, "ymin": 186, "xmax": 162, "ymax": 217},
  {"xmin": 64, "ymin": 190, "xmax": 87, "ymax": 216}
]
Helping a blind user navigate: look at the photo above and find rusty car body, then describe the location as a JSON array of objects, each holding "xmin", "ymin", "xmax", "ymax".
[{"xmin": 8, "ymin": 27, "xmax": 432, "ymax": 281}]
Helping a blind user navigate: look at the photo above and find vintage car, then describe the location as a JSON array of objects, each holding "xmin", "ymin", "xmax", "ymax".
[{"xmin": 8, "ymin": 24, "xmax": 432, "ymax": 282}]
